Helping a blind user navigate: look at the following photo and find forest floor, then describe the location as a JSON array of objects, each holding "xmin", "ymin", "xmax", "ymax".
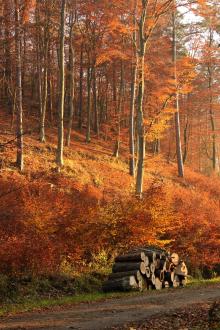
[{"xmin": 0, "ymin": 283, "xmax": 220, "ymax": 329}]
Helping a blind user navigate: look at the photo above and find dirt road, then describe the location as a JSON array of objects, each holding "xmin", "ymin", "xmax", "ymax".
[{"xmin": 0, "ymin": 284, "xmax": 220, "ymax": 330}]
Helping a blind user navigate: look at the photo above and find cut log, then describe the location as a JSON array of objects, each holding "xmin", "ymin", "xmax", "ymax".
[
  {"xmin": 164, "ymin": 271, "xmax": 174, "ymax": 284},
  {"xmin": 164, "ymin": 281, "xmax": 170, "ymax": 288},
  {"xmin": 150, "ymin": 263, "xmax": 155, "ymax": 273},
  {"xmin": 155, "ymin": 258, "xmax": 161, "ymax": 269},
  {"xmin": 174, "ymin": 261, "xmax": 188, "ymax": 276},
  {"xmin": 170, "ymin": 253, "xmax": 179, "ymax": 266},
  {"xmin": 103, "ymin": 275, "xmax": 138, "ymax": 292},
  {"xmin": 173, "ymin": 274, "xmax": 180, "ymax": 288},
  {"xmin": 145, "ymin": 266, "xmax": 151, "ymax": 278},
  {"xmin": 155, "ymin": 269, "xmax": 164, "ymax": 282},
  {"xmin": 138, "ymin": 275, "xmax": 148, "ymax": 292},
  {"xmin": 155, "ymin": 277, "xmax": 163, "ymax": 290},
  {"xmin": 115, "ymin": 252, "xmax": 147, "ymax": 263},
  {"xmin": 178, "ymin": 274, "xmax": 187, "ymax": 287},
  {"xmin": 112, "ymin": 262, "xmax": 146, "ymax": 275},
  {"xmin": 150, "ymin": 273, "xmax": 156, "ymax": 286},
  {"xmin": 108, "ymin": 270, "xmax": 142, "ymax": 281},
  {"xmin": 131, "ymin": 248, "xmax": 156, "ymax": 263},
  {"xmin": 145, "ymin": 255, "xmax": 149, "ymax": 267}
]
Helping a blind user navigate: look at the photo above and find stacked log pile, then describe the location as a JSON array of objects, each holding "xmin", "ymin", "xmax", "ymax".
[{"xmin": 103, "ymin": 247, "xmax": 188, "ymax": 292}]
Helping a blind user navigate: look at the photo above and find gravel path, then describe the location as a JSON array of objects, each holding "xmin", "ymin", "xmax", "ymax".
[{"xmin": 0, "ymin": 284, "xmax": 220, "ymax": 329}]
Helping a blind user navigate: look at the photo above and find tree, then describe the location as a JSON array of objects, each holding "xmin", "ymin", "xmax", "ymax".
[
  {"xmin": 14, "ymin": 0, "xmax": 24, "ymax": 171},
  {"xmin": 172, "ymin": 1, "xmax": 184, "ymax": 177},
  {"xmin": 56, "ymin": 0, "xmax": 66, "ymax": 168}
]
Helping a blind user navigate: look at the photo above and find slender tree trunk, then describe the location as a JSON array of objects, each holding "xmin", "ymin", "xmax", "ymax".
[
  {"xmin": 136, "ymin": 2, "xmax": 147, "ymax": 197},
  {"xmin": 78, "ymin": 44, "xmax": 83, "ymax": 130},
  {"xmin": 86, "ymin": 64, "xmax": 92, "ymax": 143},
  {"xmin": 66, "ymin": 13, "xmax": 75, "ymax": 146},
  {"xmin": 129, "ymin": 11, "xmax": 137, "ymax": 176},
  {"xmin": 14, "ymin": 0, "xmax": 24, "ymax": 171},
  {"xmin": 208, "ymin": 28, "xmax": 216, "ymax": 171},
  {"xmin": 56, "ymin": 0, "xmax": 66, "ymax": 168},
  {"xmin": 36, "ymin": 3, "xmax": 43, "ymax": 131},
  {"xmin": 93, "ymin": 67, "xmax": 99, "ymax": 136},
  {"xmin": 172, "ymin": 6, "xmax": 184, "ymax": 177},
  {"xmin": 113, "ymin": 61, "xmax": 124, "ymax": 158},
  {"xmin": 40, "ymin": 31, "xmax": 48, "ymax": 143}
]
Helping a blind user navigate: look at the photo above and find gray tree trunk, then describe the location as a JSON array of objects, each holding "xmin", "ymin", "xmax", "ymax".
[
  {"xmin": 56, "ymin": 0, "xmax": 66, "ymax": 168},
  {"xmin": 78, "ymin": 44, "xmax": 83, "ymax": 130},
  {"xmin": 129, "ymin": 12, "xmax": 137, "ymax": 177},
  {"xmin": 66, "ymin": 12, "xmax": 75, "ymax": 147},
  {"xmin": 14, "ymin": 0, "xmax": 24, "ymax": 171},
  {"xmin": 136, "ymin": 2, "xmax": 147, "ymax": 197},
  {"xmin": 172, "ymin": 7, "xmax": 184, "ymax": 177},
  {"xmin": 86, "ymin": 65, "xmax": 92, "ymax": 143}
]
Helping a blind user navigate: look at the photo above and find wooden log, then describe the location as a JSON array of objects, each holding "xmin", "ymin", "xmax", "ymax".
[
  {"xmin": 145, "ymin": 266, "xmax": 151, "ymax": 278},
  {"xmin": 112, "ymin": 262, "xmax": 146, "ymax": 275},
  {"xmin": 173, "ymin": 274, "xmax": 180, "ymax": 288},
  {"xmin": 108, "ymin": 270, "xmax": 142, "ymax": 281},
  {"xmin": 174, "ymin": 261, "xmax": 188, "ymax": 276},
  {"xmin": 170, "ymin": 253, "xmax": 179, "ymax": 266},
  {"xmin": 151, "ymin": 273, "xmax": 156, "ymax": 286},
  {"xmin": 115, "ymin": 252, "xmax": 147, "ymax": 263},
  {"xmin": 159, "ymin": 259, "xmax": 167, "ymax": 271},
  {"xmin": 164, "ymin": 271, "xmax": 174, "ymax": 284},
  {"xmin": 155, "ymin": 258, "xmax": 161, "ymax": 269},
  {"xmin": 178, "ymin": 275, "xmax": 187, "ymax": 287},
  {"xmin": 155, "ymin": 269, "xmax": 164, "ymax": 282},
  {"xmin": 150, "ymin": 263, "xmax": 155, "ymax": 273},
  {"xmin": 131, "ymin": 248, "xmax": 156, "ymax": 263},
  {"xmin": 138, "ymin": 274, "xmax": 148, "ymax": 292},
  {"xmin": 164, "ymin": 281, "xmax": 170, "ymax": 288},
  {"xmin": 155, "ymin": 277, "xmax": 163, "ymax": 290},
  {"xmin": 145, "ymin": 255, "xmax": 149, "ymax": 267},
  {"xmin": 102, "ymin": 275, "xmax": 138, "ymax": 292}
]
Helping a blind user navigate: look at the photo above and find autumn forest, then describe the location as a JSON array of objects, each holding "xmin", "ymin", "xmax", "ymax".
[{"xmin": 0, "ymin": 0, "xmax": 220, "ymax": 304}]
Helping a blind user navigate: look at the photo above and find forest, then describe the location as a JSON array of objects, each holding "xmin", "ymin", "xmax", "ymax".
[{"xmin": 0, "ymin": 0, "xmax": 220, "ymax": 307}]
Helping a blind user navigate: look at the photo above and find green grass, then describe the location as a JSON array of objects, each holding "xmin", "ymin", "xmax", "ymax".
[
  {"xmin": 0, "ymin": 291, "xmax": 141, "ymax": 317},
  {"xmin": 187, "ymin": 276, "xmax": 220, "ymax": 287},
  {"xmin": 1, "ymin": 277, "xmax": 220, "ymax": 317}
]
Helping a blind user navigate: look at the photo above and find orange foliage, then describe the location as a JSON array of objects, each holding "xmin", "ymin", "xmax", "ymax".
[{"xmin": 1, "ymin": 166, "xmax": 219, "ymax": 276}]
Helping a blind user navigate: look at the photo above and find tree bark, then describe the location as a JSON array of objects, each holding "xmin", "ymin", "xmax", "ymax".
[
  {"xmin": 86, "ymin": 64, "xmax": 92, "ymax": 143},
  {"xmin": 14, "ymin": 0, "xmax": 24, "ymax": 171},
  {"xmin": 78, "ymin": 44, "xmax": 83, "ymax": 130},
  {"xmin": 172, "ymin": 5, "xmax": 184, "ymax": 177},
  {"xmin": 136, "ymin": 1, "xmax": 147, "ymax": 197},
  {"xmin": 56, "ymin": 0, "xmax": 66, "ymax": 168},
  {"xmin": 129, "ymin": 11, "xmax": 137, "ymax": 176},
  {"xmin": 66, "ymin": 12, "xmax": 75, "ymax": 147}
]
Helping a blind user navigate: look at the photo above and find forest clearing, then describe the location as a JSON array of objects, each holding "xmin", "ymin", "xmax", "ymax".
[{"xmin": 0, "ymin": 0, "xmax": 220, "ymax": 328}]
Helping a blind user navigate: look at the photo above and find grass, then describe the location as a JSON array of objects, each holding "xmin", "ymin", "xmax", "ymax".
[
  {"xmin": 187, "ymin": 276, "xmax": 220, "ymax": 287},
  {"xmin": 0, "ymin": 277, "xmax": 220, "ymax": 317},
  {"xmin": 0, "ymin": 291, "xmax": 140, "ymax": 317}
]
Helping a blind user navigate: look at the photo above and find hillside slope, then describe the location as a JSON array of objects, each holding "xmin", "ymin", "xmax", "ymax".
[{"xmin": 0, "ymin": 112, "xmax": 220, "ymax": 276}]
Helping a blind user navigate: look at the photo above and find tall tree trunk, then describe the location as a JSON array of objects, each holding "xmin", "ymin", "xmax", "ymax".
[
  {"xmin": 14, "ymin": 0, "xmax": 24, "ymax": 171},
  {"xmin": 36, "ymin": 2, "xmax": 43, "ymax": 132},
  {"xmin": 78, "ymin": 44, "xmax": 83, "ymax": 130},
  {"xmin": 4, "ymin": 1, "xmax": 12, "ymax": 113},
  {"xmin": 93, "ymin": 67, "xmax": 99, "ymax": 136},
  {"xmin": 113, "ymin": 61, "xmax": 124, "ymax": 158},
  {"xmin": 172, "ymin": 5, "xmax": 184, "ymax": 177},
  {"xmin": 86, "ymin": 64, "xmax": 92, "ymax": 143},
  {"xmin": 129, "ymin": 10, "xmax": 137, "ymax": 177},
  {"xmin": 136, "ymin": 2, "xmax": 147, "ymax": 197},
  {"xmin": 40, "ymin": 26, "xmax": 49, "ymax": 143},
  {"xmin": 56, "ymin": 0, "xmax": 66, "ymax": 168},
  {"xmin": 208, "ymin": 28, "xmax": 216, "ymax": 171},
  {"xmin": 66, "ymin": 12, "xmax": 75, "ymax": 146}
]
